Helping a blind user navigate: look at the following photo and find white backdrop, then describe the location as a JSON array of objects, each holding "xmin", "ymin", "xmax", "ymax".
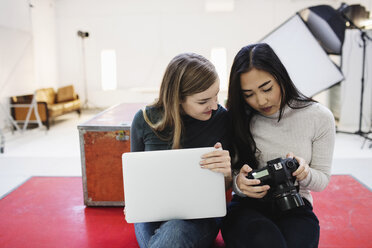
[
  {"xmin": 55, "ymin": 0, "xmax": 371, "ymax": 108},
  {"xmin": 0, "ymin": 0, "xmax": 34, "ymax": 97},
  {"xmin": 262, "ymin": 14, "xmax": 344, "ymax": 97},
  {"xmin": 1, "ymin": 0, "xmax": 372, "ymax": 130},
  {"xmin": 339, "ymin": 29, "xmax": 372, "ymax": 132}
]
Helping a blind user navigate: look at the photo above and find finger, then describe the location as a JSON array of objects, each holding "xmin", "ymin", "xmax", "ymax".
[
  {"xmin": 253, "ymin": 191, "xmax": 269, "ymax": 198},
  {"xmin": 241, "ymin": 184, "xmax": 270, "ymax": 193},
  {"xmin": 286, "ymin": 152, "xmax": 294, "ymax": 158},
  {"xmin": 201, "ymin": 149, "xmax": 229, "ymax": 159},
  {"xmin": 297, "ymin": 173, "xmax": 306, "ymax": 181},
  {"xmin": 214, "ymin": 142, "xmax": 222, "ymax": 149},
  {"xmin": 209, "ymin": 167, "xmax": 231, "ymax": 176},
  {"xmin": 241, "ymin": 186, "xmax": 270, "ymax": 198},
  {"xmin": 237, "ymin": 171, "xmax": 259, "ymax": 189},
  {"xmin": 240, "ymin": 175, "xmax": 261, "ymax": 186},
  {"xmin": 293, "ymin": 164, "xmax": 305, "ymax": 176},
  {"xmin": 297, "ymin": 171, "xmax": 306, "ymax": 181},
  {"xmin": 200, "ymin": 157, "xmax": 230, "ymax": 171},
  {"xmin": 292, "ymin": 156, "xmax": 306, "ymax": 176},
  {"xmin": 293, "ymin": 155, "xmax": 305, "ymax": 165},
  {"xmin": 201, "ymin": 154, "xmax": 230, "ymax": 165},
  {"xmin": 240, "ymin": 164, "xmax": 252, "ymax": 174},
  {"xmin": 202, "ymin": 161, "xmax": 230, "ymax": 170},
  {"xmin": 297, "ymin": 165, "xmax": 309, "ymax": 181},
  {"xmin": 209, "ymin": 166, "xmax": 230, "ymax": 173}
]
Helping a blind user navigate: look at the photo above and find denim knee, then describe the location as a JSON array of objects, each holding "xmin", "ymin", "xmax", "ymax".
[
  {"xmin": 135, "ymin": 222, "xmax": 162, "ymax": 248},
  {"xmin": 149, "ymin": 219, "xmax": 218, "ymax": 248}
]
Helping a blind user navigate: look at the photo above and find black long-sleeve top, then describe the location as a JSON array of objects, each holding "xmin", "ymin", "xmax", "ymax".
[{"xmin": 130, "ymin": 104, "xmax": 229, "ymax": 152}]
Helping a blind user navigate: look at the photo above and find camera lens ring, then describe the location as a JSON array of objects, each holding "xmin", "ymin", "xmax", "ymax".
[
  {"xmin": 276, "ymin": 193, "xmax": 304, "ymax": 211},
  {"xmin": 287, "ymin": 161, "xmax": 295, "ymax": 169}
]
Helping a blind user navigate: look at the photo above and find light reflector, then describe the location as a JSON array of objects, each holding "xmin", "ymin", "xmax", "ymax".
[{"xmin": 261, "ymin": 14, "xmax": 344, "ymax": 97}]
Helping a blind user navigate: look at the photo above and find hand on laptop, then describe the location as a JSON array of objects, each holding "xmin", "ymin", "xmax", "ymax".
[{"xmin": 200, "ymin": 142, "xmax": 231, "ymax": 178}]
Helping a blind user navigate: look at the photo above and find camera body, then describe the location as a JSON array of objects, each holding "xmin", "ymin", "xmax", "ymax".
[{"xmin": 247, "ymin": 157, "xmax": 305, "ymax": 211}]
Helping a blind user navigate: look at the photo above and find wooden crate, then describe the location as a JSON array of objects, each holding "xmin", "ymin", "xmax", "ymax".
[{"xmin": 78, "ymin": 103, "xmax": 145, "ymax": 206}]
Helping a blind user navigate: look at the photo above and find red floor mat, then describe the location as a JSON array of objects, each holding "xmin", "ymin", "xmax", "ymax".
[
  {"xmin": 312, "ymin": 176, "xmax": 372, "ymax": 248},
  {"xmin": 0, "ymin": 175, "xmax": 371, "ymax": 248}
]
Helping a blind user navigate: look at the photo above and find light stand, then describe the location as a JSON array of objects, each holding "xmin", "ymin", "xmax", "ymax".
[
  {"xmin": 336, "ymin": 9, "xmax": 372, "ymax": 145},
  {"xmin": 77, "ymin": 30, "xmax": 90, "ymax": 109}
]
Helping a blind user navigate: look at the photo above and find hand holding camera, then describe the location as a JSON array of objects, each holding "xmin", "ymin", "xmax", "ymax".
[
  {"xmin": 286, "ymin": 152, "xmax": 310, "ymax": 181},
  {"xmin": 238, "ymin": 155, "xmax": 308, "ymax": 211},
  {"xmin": 236, "ymin": 165, "xmax": 271, "ymax": 199}
]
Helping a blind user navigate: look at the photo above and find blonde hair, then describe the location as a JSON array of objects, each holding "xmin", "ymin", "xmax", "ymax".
[{"xmin": 144, "ymin": 53, "xmax": 218, "ymax": 149}]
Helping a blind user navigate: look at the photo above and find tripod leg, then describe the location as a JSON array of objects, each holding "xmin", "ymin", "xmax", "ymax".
[
  {"xmin": 361, "ymin": 137, "xmax": 367, "ymax": 149},
  {"xmin": 0, "ymin": 128, "xmax": 4, "ymax": 153}
]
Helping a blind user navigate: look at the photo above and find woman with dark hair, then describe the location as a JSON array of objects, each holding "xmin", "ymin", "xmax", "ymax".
[
  {"xmin": 221, "ymin": 43, "xmax": 335, "ymax": 248},
  {"xmin": 131, "ymin": 52, "xmax": 232, "ymax": 248}
]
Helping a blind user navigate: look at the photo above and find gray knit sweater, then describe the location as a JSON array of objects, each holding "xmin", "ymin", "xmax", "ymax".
[{"xmin": 233, "ymin": 102, "xmax": 336, "ymax": 205}]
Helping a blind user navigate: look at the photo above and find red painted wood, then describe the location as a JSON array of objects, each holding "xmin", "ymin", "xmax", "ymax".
[
  {"xmin": 79, "ymin": 103, "xmax": 146, "ymax": 205},
  {"xmin": 0, "ymin": 176, "xmax": 371, "ymax": 248},
  {"xmin": 84, "ymin": 131, "xmax": 130, "ymax": 202}
]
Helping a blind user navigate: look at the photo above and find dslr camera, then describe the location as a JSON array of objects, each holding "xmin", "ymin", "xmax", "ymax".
[{"xmin": 247, "ymin": 157, "xmax": 304, "ymax": 211}]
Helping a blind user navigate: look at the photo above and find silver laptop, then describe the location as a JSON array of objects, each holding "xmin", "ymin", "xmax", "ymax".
[{"xmin": 122, "ymin": 147, "xmax": 226, "ymax": 223}]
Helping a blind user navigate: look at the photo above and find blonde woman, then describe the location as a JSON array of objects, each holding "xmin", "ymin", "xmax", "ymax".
[{"xmin": 130, "ymin": 53, "xmax": 232, "ymax": 248}]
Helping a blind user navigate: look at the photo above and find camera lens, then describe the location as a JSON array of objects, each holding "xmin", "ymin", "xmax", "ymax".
[
  {"xmin": 277, "ymin": 192, "xmax": 305, "ymax": 211},
  {"xmin": 287, "ymin": 161, "xmax": 295, "ymax": 169}
]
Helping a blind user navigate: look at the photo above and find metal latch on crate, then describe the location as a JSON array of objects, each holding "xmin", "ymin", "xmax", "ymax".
[{"xmin": 116, "ymin": 131, "xmax": 129, "ymax": 141}]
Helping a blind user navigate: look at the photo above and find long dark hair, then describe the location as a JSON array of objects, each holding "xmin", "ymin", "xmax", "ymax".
[{"xmin": 226, "ymin": 43, "xmax": 315, "ymax": 170}]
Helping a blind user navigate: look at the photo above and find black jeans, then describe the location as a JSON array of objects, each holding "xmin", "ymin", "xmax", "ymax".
[{"xmin": 221, "ymin": 195, "xmax": 319, "ymax": 248}]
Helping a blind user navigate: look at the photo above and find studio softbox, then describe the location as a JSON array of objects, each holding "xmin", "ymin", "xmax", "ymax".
[
  {"xmin": 261, "ymin": 14, "xmax": 344, "ymax": 97},
  {"xmin": 299, "ymin": 5, "xmax": 346, "ymax": 55}
]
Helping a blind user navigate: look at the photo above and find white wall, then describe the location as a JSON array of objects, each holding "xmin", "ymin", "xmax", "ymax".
[
  {"xmin": 55, "ymin": 0, "xmax": 372, "ymax": 108},
  {"xmin": 31, "ymin": 0, "xmax": 59, "ymax": 88},
  {"xmin": 1, "ymin": 0, "xmax": 372, "ymax": 130},
  {"xmin": 0, "ymin": 0, "xmax": 58, "ymax": 130},
  {"xmin": 0, "ymin": 0, "xmax": 35, "ymax": 129}
]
